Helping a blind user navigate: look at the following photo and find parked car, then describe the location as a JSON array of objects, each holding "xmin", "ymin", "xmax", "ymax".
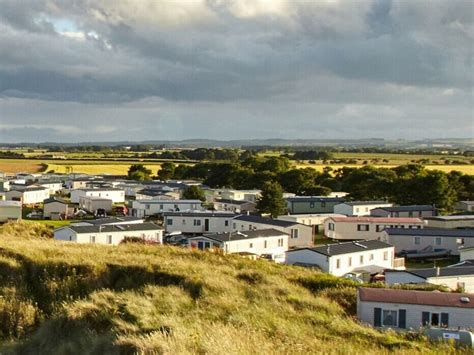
[
  {"xmin": 260, "ymin": 253, "xmax": 286, "ymax": 264},
  {"xmin": 26, "ymin": 210, "xmax": 43, "ymax": 219},
  {"xmin": 164, "ymin": 233, "xmax": 188, "ymax": 247}
]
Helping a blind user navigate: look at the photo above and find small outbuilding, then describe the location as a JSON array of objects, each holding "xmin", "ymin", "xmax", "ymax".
[{"xmin": 43, "ymin": 197, "xmax": 74, "ymax": 220}]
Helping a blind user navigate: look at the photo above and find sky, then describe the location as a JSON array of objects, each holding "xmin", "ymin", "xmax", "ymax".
[{"xmin": 0, "ymin": 0, "xmax": 473, "ymax": 143}]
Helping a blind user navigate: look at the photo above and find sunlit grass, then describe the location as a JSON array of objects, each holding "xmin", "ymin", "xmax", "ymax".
[{"xmin": 0, "ymin": 222, "xmax": 462, "ymax": 354}]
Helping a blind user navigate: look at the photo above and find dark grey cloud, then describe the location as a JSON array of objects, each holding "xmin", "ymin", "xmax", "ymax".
[{"xmin": 0, "ymin": 0, "xmax": 472, "ymax": 142}]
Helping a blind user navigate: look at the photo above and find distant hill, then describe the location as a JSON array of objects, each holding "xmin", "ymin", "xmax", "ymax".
[
  {"xmin": 0, "ymin": 222, "xmax": 461, "ymax": 354},
  {"xmin": 2, "ymin": 138, "xmax": 473, "ymax": 149}
]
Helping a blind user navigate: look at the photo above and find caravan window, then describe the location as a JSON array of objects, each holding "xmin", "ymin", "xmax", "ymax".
[
  {"xmin": 382, "ymin": 310, "xmax": 397, "ymax": 327},
  {"xmin": 197, "ymin": 241, "xmax": 211, "ymax": 250},
  {"xmin": 291, "ymin": 229, "xmax": 299, "ymax": 239},
  {"xmin": 357, "ymin": 224, "xmax": 369, "ymax": 231},
  {"xmin": 422, "ymin": 312, "xmax": 449, "ymax": 328}
]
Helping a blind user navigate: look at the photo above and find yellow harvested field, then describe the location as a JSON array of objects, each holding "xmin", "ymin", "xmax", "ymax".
[
  {"xmin": 425, "ymin": 165, "xmax": 474, "ymax": 174},
  {"xmin": 0, "ymin": 159, "xmax": 45, "ymax": 174},
  {"xmin": 45, "ymin": 163, "xmax": 162, "ymax": 175},
  {"xmin": 0, "ymin": 158, "xmax": 472, "ymax": 176}
]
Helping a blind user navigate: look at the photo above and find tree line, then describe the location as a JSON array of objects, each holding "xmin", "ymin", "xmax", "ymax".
[
  {"xmin": 0, "ymin": 151, "xmax": 26, "ymax": 158},
  {"xmin": 149, "ymin": 156, "xmax": 473, "ymax": 212}
]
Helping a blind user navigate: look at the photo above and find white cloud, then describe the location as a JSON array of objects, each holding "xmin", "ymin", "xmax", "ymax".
[
  {"xmin": 85, "ymin": 0, "xmax": 219, "ymax": 29},
  {"xmin": 59, "ymin": 31, "xmax": 85, "ymax": 41}
]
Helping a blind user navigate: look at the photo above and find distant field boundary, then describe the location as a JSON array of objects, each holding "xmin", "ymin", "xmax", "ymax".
[{"xmin": 0, "ymin": 156, "xmax": 472, "ymax": 175}]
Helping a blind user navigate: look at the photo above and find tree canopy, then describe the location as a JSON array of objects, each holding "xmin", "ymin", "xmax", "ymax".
[
  {"xmin": 256, "ymin": 182, "xmax": 286, "ymax": 217},
  {"xmin": 128, "ymin": 164, "xmax": 152, "ymax": 181},
  {"xmin": 182, "ymin": 186, "xmax": 206, "ymax": 202},
  {"xmin": 148, "ymin": 158, "xmax": 473, "ymax": 212},
  {"xmin": 157, "ymin": 162, "xmax": 175, "ymax": 181}
]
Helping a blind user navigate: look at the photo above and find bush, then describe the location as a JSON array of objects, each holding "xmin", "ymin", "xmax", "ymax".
[
  {"xmin": 120, "ymin": 237, "xmax": 146, "ymax": 245},
  {"xmin": 236, "ymin": 271, "xmax": 266, "ymax": 285},
  {"xmin": 297, "ymin": 273, "xmax": 359, "ymax": 292},
  {"xmin": 0, "ymin": 297, "xmax": 40, "ymax": 338}
]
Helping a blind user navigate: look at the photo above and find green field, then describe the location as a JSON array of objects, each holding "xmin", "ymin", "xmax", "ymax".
[
  {"xmin": 0, "ymin": 222, "xmax": 461, "ymax": 354},
  {"xmin": 333, "ymin": 152, "xmax": 472, "ymax": 163}
]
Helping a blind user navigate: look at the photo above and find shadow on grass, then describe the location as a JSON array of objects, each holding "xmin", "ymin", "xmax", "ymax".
[{"xmin": 0, "ymin": 248, "xmax": 203, "ymax": 316}]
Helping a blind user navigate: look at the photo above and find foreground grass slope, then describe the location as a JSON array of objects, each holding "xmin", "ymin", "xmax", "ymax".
[{"xmin": 0, "ymin": 223, "xmax": 462, "ymax": 354}]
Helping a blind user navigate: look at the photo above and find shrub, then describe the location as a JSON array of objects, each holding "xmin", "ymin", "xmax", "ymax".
[
  {"xmin": 120, "ymin": 237, "xmax": 146, "ymax": 244},
  {"xmin": 0, "ymin": 297, "xmax": 40, "ymax": 338},
  {"xmin": 236, "ymin": 271, "xmax": 266, "ymax": 285},
  {"xmin": 297, "ymin": 273, "xmax": 359, "ymax": 292}
]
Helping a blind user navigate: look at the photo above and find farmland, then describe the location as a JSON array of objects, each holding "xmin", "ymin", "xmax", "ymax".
[
  {"xmin": 1, "ymin": 158, "xmax": 473, "ymax": 176},
  {"xmin": 45, "ymin": 161, "xmax": 164, "ymax": 175},
  {"xmin": 0, "ymin": 149, "xmax": 472, "ymax": 175},
  {"xmin": 0, "ymin": 159, "xmax": 164, "ymax": 175},
  {"xmin": 292, "ymin": 163, "xmax": 474, "ymax": 175},
  {"xmin": 0, "ymin": 159, "xmax": 46, "ymax": 174},
  {"xmin": 265, "ymin": 151, "xmax": 474, "ymax": 175}
]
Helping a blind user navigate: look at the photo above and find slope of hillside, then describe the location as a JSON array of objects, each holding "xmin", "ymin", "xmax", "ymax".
[{"xmin": 0, "ymin": 223, "xmax": 461, "ymax": 354}]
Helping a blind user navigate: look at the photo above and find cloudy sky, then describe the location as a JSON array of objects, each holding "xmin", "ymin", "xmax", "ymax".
[{"xmin": 0, "ymin": 0, "xmax": 472, "ymax": 143}]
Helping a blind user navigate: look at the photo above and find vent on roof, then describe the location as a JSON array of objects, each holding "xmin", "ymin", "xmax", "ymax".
[
  {"xmin": 460, "ymin": 296, "xmax": 470, "ymax": 303},
  {"xmin": 353, "ymin": 241, "xmax": 368, "ymax": 248}
]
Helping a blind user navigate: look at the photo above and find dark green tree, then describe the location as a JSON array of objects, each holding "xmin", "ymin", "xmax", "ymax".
[
  {"xmin": 279, "ymin": 168, "xmax": 321, "ymax": 195},
  {"xmin": 128, "ymin": 164, "xmax": 152, "ymax": 181},
  {"xmin": 339, "ymin": 166, "xmax": 396, "ymax": 201},
  {"xmin": 182, "ymin": 185, "xmax": 206, "ymax": 201},
  {"xmin": 256, "ymin": 182, "xmax": 286, "ymax": 217},
  {"xmin": 157, "ymin": 162, "xmax": 175, "ymax": 181},
  {"xmin": 259, "ymin": 156, "xmax": 291, "ymax": 173},
  {"xmin": 393, "ymin": 170, "xmax": 457, "ymax": 210}
]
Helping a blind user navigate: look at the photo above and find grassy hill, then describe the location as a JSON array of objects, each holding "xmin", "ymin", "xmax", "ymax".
[{"xmin": 0, "ymin": 222, "xmax": 462, "ymax": 354}]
